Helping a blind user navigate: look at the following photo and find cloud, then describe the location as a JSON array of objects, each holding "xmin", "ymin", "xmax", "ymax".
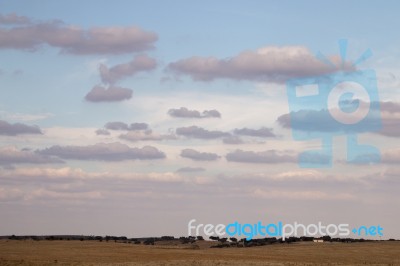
[
  {"xmin": 272, "ymin": 170, "xmax": 325, "ymax": 181},
  {"xmin": 0, "ymin": 111, "xmax": 53, "ymax": 122},
  {"xmin": 29, "ymin": 189, "xmax": 103, "ymax": 201},
  {"xmin": 378, "ymin": 102, "xmax": 400, "ymax": 137},
  {"xmin": 0, "ymin": 146, "xmax": 64, "ymax": 165},
  {"xmin": 119, "ymin": 131, "xmax": 176, "ymax": 142},
  {"xmin": 0, "ymin": 188, "xmax": 24, "ymax": 202},
  {"xmin": 0, "ymin": 13, "xmax": 31, "ymax": 25},
  {"xmin": 0, "ymin": 120, "xmax": 42, "ymax": 136},
  {"xmin": 277, "ymin": 101, "xmax": 400, "ymax": 137},
  {"xmin": 382, "ymin": 149, "xmax": 400, "ymax": 164},
  {"xmin": 180, "ymin": 148, "xmax": 220, "ymax": 161},
  {"xmin": 129, "ymin": 123, "xmax": 149, "ymax": 130},
  {"xmin": 253, "ymin": 188, "xmax": 355, "ymax": 200},
  {"xmin": 168, "ymin": 107, "xmax": 201, "ymax": 118},
  {"xmin": 37, "ymin": 142, "xmax": 165, "ymax": 161},
  {"xmin": 99, "ymin": 55, "xmax": 157, "ymax": 84},
  {"xmin": 234, "ymin": 127, "xmax": 275, "ymax": 137},
  {"xmin": 104, "ymin": 121, "xmax": 129, "ymax": 130},
  {"xmin": 0, "ymin": 15, "xmax": 158, "ymax": 54},
  {"xmin": 379, "ymin": 117, "xmax": 400, "ymax": 137},
  {"xmin": 95, "ymin": 129, "xmax": 110, "ymax": 135},
  {"xmin": 104, "ymin": 121, "xmax": 148, "ymax": 131},
  {"xmin": 168, "ymin": 107, "xmax": 221, "ymax": 118},
  {"xmin": 176, "ymin": 167, "xmax": 206, "ymax": 173},
  {"xmin": 222, "ymin": 136, "xmax": 244, "ymax": 144},
  {"xmin": 13, "ymin": 69, "xmax": 23, "ymax": 75},
  {"xmin": 0, "ymin": 167, "xmax": 186, "ymax": 186},
  {"xmin": 176, "ymin": 125, "xmax": 229, "ymax": 139},
  {"xmin": 203, "ymin": 110, "xmax": 221, "ymax": 118},
  {"xmin": 226, "ymin": 149, "xmax": 296, "ymax": 164},
  {"xmin": 380, "ymin": 101, "xmax": 400, "ymax": 113},
  {"xmin": 277, "ymin": 108, "xmax": 381, "ymax": 133},
  {"xmin": 85, "ymin": 85, "xmax": 132, "ymax": 102},
  {"xmin": 167, "ymin": 46, "xmax": 352, "ymax": 82}
]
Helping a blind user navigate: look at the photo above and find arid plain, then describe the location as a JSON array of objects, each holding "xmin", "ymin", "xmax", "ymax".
[{"xmin": 0, "ymin": 239, "xmax": 399, "ymax": 265}]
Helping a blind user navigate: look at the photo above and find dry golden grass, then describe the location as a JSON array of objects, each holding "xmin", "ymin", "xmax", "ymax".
[{"xmin": 0, "ymin": 239, "xmax": 399, "ymax": 265}]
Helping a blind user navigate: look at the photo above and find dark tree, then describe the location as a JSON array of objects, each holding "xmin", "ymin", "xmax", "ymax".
[
  {"xmin": 219, "ymin": 237, "xmax": 228, "ymax": 243},
  {"xmin": 322, "ymin": 235, "xmax": 332, "ymax": 242}
]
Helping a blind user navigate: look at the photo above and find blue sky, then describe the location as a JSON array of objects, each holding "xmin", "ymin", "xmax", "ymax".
[{"xmin": 0, "ymin": 1, "xmax": 399, "ymax": 239}]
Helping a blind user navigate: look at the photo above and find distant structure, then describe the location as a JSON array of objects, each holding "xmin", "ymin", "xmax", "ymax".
[{"xmin": 313, "ymin": 238, "xmax": 324, "ymax": 243}]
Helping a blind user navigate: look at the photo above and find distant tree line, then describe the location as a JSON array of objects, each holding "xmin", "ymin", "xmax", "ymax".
[
  {"xmin": 1, "ymin": 234, "xmax": 397, "ymax": 248},
  {"xmin": 1, "ymin": 234, "xmax": 203, "ymax": 245},
  {"xmin": 207, "ymin": 235, "xmax": 397, "ymax": 248}
]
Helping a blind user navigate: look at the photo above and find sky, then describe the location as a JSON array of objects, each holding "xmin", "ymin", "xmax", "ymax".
[{"xmin": 0, "ymin": 0, "xmax": 399, "ymax": 239}]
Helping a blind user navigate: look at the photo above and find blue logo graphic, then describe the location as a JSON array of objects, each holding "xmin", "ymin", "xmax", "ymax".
[
  {"xmin": 188, "ymin": 219, "xmax": 384, "ymax": 241},
  {"xmin": 286, "ymin": 40, "xmax": 381, "ymax": 168}
]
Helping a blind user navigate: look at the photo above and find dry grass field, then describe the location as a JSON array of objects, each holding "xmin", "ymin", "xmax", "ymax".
[{"xmin": 0, "ymin": 239, "xmax": 399, "ymax": 265}]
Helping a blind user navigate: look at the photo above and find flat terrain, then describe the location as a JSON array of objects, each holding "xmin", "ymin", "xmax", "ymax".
[{"xmin": 0, "ymin": 240, "xmax": 399, "ymax": 265}]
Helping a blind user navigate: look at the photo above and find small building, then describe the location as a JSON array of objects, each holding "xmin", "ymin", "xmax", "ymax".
[{"xmin": 313, "ymin": 238, "xmax": 324, "ymax": 243}]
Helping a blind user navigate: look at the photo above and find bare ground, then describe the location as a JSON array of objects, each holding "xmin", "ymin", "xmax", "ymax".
[{"xmin": 0, "ymin": 240, "xmax": 399, "ymax": 265}]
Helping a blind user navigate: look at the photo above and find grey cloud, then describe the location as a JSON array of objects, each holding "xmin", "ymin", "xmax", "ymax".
[
  {"xmin": 105, "ymin": 122, "xmax": 148, "ymax": 131},
  {"xmin": 168, "ymin": 107, "xmax": 221, "ymax": 118},
  {"xmin": 167, "ymin": 46, "xmax": 352, "ymax": 82},
  {"xmin": 276, "ymin": 113, "xmax": 290, "ymax": 128},
  {"xmin": 176, "ymin": 126, "xmax": 229, "ymax": 139},
  {"xmin": 380, "ymin": 101, "xmax": 400, "ymax": 113},
  {"xmin": 278, "ymin": 111, "xmax": 326, "ymax": 131},
  {"xmin": 95, "ymin": 129, "xmax": 110, "ymax": 136},
  {"xmin": 380, "ymin": 117, "xmax": 400, "ymax": 137},
  {"xmin": 0, "ymin": 13, "xmax": 31, "ymax": 25},
  {"xmin": 99, "ymin": 55, "xmax": 157, "ymax": 84},
  {"xmin": 0, "ymin": 146, "xmax": 63, "ymax": 165},
  {"xmin": 85, "ymin": 85, "xmax": 132, "ymax": 102},
  {"xmin": 119, "ymin": 131, "xmax": 176, "ymax": 142},
  {"xmin": 176, "ymin": 167, "xmax": 206, "ymax": 173},
  {"xmin": 0, "ymin": 16, "xmax": 158, "ymax": 54},
  {"xmin": 277, "ymin": 109, "xmax": 381, "ymax": 133},
  {"xmin": 37, "ymin": 142, "xmax": 165, "ymax": 161},
  {"xmin": 378, "ymin": 102, "xmax": 400, "ymax": 137},
  {"xmin": 202, "ymin": 109, "xmax": 221, "ymax": 118},
  {"xmin": 277, "ymin": 101, "xmax": 400, "ymax": 137},
  {"xmin": 0, "ymin": 120, "xmax": 42, "ymax": 136},
  {"xmin": 13, "ymin": 69, "xmax": 23, "ymax": 75},
  {"xmin": 180, "ymin": 148, "xmax": 219, "ymax": 161},
  {"xmin": 168, "ymin": 107, "xmax": 200, "ymax": 118},
  {"xmin": 301, "ymin": 152, "xmax": 331, "ymax": 165},
  {"xmin": 234, "ymin": 127, "xmax": 275, "ymax": 137},
  {"xmin": 105, "ymin": 122, "xmax": 129, "ymax": 130},
  {"xmin": 129, "ymin": 123, "xmax": 149, "ymax": 130},
  {"xmin": 223, "ymin": 136, "xmax": 244, "ymax": 144},
  {"xmin": 226, "ymin": 149, "xmax": 296, "ymax": 164}
]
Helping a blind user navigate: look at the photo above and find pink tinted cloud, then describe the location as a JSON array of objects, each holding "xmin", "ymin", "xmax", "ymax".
[
  {"xmin": 0, "ymin": 13, "xmax": 31, "ymax": 25},
  {"xmin": 167, "ymin": 46, "xmax": 353, "ymax": 82},
  {"xmin": 0, "ymin": 14, "xmax": 158, "ymax": 54},
  {"xmin": 99, "ymin": 54, "xmax": 157, "ymax": 84},
  {"xmin": 85, "ymin": 85, "xmax": 132, "ymax": 102}
]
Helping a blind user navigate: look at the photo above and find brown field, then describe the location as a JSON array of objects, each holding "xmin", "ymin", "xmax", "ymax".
[{"xmin": 0, "ymin": 240, "xmax": 399, "ymax": 265}]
